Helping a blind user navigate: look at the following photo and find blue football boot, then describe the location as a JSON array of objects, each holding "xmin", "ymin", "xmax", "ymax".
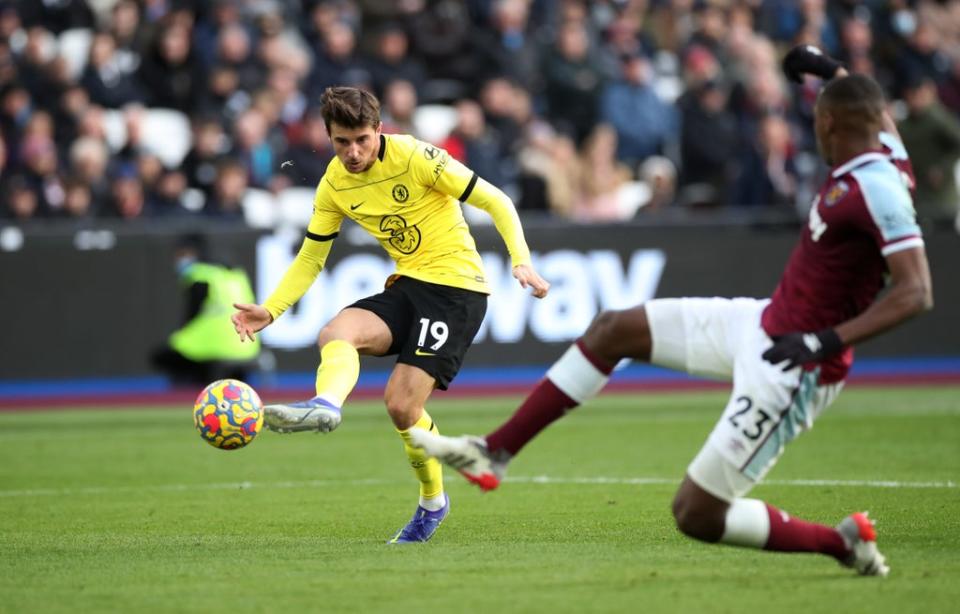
[{"xmin": 388, "ymin": 494, "xmax": 450, "ymax": 544}]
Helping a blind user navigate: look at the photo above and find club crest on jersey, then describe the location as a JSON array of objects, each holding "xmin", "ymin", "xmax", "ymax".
[
  {"xmin": 824, "ymin": 180, "xmax": 849, "ymax": 207},
  {"xmin": 392, "ymin": 184, "xmax": 409, "ymax": 203}
]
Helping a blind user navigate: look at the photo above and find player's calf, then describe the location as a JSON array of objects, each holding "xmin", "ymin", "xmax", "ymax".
[{"xmin": 672, "ymin": 477, "xmax": 728, "ymax": 543}]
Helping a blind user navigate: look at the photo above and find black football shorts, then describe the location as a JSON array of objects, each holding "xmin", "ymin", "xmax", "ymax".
[{"xmin": 348, "ymin": 276, "xmax": 488, "ymax": 390}]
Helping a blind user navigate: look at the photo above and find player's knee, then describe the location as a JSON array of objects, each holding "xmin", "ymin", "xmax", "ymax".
[
  {"xmin": 585, "ymin": 310, "xmax": 622, "ymax": 346},
  {"xmin": 672, "ymin": 494, "xmax": 724, "ymax": 543},
  {"xmin": 383, "ymin": 395, "xmax": 418, "ymax": 430},
  {"xmin": 583, "ymin": 308, "xmax": 651, "ymax": 361}
]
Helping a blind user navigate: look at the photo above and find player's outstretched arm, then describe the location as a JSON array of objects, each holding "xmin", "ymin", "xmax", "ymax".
[
  {"xmin": 834, "ymin": 246, "xmax": 933, "ymax": 346},
  {"xmin": 231, "ymin": 303, "xmax": 273, "ymax": 342}
]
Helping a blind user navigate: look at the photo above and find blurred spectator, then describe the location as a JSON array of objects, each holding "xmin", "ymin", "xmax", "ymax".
[
  {"xmin": 381, "ymin": 79, "xmax": 418, "ymax": 136},
  {"xmin": 268, "ymin": 67, "xmax": 308, "ymax": 138},
  {"xmin": 109, "ymin": 0, "xmax": 147, "ymax": 74},
  {"xmin": 68, "ymin": 136, "xmax": 110, "ymax": 205},
  {"xmin": 441, "ymin": 99, "xmax": 506, "ymax": 190},
  {"xmin": 2, "ymin": 175, "xmax": 39, "ymax": 220},
  {"xmin": 182, "ymin": 117, "xmax": 229, "ymax": 199},
  {"xmin": 571, "ymin": 124, "xmax": 632, "ymax": 222},
  {"xmin": 61, "ymin": 177, "xmax": 94, "ymax": 219},
  {"xmin": 638, "ymin": 155, "xmax": 677, "ymax": 213},
  {"xmin": 895, "ymin": 18, "xmax": 952, "ymax": 94},
  {"xmin": 103, "ymin": 163, "xmax": 149, "ymax": 219},
  {"xmin": 366, "ymin": 23, "xmax": 427, "ymax": 98},
  {"xmin": 517, "ymin": 126, "xmax": 579, "ymax": 216},
  {"xmin": 215, "ymin": 23, "xmax": 264, "ymax": 92},
  {"xmin": 308, "ymin": 21, "xmax": 369, "ymax": 96},
  {"xmin": 599, "ymin": 52, "xmax": 676, "ymax": 166},
  {"xmin": 16, "ymin": 27, "xmax": 60, "ymax": 105},
  {"xmin": 205, "ymin": 157, "xmax": 248, "ymax": 220},
  {"xmin": 151, "ymin": 169, "xmax": 192, "ymax": 217},
  {"xmin": 406, "ymin": 0, "xmax": 474, "ymax": 88},
  {"xmin": 16, "ymin": 0, "xmax": 94, "ymax": 35},
  {"xmin": 197, "ymin": 64, "xmax": 250, "ymax": 125},
  {"xmin": 20, "ymin": 131, "xmax": 65, "ymax": 215},
  {"xmin": 138, "ymin": 21, "xmax": 204, "ymax": 111},
  {"xmin": 231, "ymin": 108, "xmax": 275, "ymax": 190},
  {"xmin": 478, "ymin": 77, "xmax": 524, "ymax": 158},
  {"xmin": 898, "ymin": 76, "xmax": 960, "ymax": 224},
  {"xmin": 678, "ymin": 79, "xmax": 738, "ymax": 207},
  {"xmin": 471, "ymin": 0, "xmax": 540, "ymax": 87},
  {"xmin": 543, "ymin": 20, "xmax": 605, "ymax": 143},
  {"xmin": 277, "ymin": 107, "xmax": 335, "ymax": 188},
  {"xmin": 733, "ymin": 114, "xmax": 797, "ymax": 208},
  {"xmin": 80, "ymin": 32, "xmax": 144, "ymax": 108}
]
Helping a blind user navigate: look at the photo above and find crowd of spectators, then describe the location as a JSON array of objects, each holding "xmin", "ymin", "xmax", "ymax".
[{"xmin": 2, "ymin": 0, "xmax": 960, "ymax": 227}]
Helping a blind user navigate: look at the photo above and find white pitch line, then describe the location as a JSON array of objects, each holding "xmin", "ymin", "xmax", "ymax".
[{"xmin": 0, "ymin": 476, "xmax": 954, "ymax": 498}]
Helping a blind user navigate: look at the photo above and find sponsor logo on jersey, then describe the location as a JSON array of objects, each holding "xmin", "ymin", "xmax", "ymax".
[
  {"xmin": 423, "ymin": 146, "xmax": 439, "ymax": 160},
  {"xmin": 379, "ymin": 214, "xmax": 421, "ymax": 253},
  {"xmin": 824, "ymin": 180, "xmax": 849, "ymax": 206}
]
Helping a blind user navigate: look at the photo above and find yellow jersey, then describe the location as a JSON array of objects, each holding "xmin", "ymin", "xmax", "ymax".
[{"xmin": 263, "ymin": 133, "xmax": 532, "ymax": 320}]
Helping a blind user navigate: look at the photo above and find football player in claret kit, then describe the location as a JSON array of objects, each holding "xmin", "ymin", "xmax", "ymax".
[
  {"xmin": 230, "ymin": 86, "xmax": 550, "ymax": 543},
  {"xmin": 412, "ymin": 48, "xmax": 932, "ymax": 575}
]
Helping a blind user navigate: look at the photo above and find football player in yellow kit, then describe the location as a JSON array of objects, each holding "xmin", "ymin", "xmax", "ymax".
[{"xmin": 231, "ymin": 86, "xmax": 549, "ymax": 543}]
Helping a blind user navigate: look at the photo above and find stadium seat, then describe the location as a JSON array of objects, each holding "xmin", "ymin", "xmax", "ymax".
[
  {"xmin": 413, "ymin": 105, "xmax": 458, "ymax": 144},
  {"xmin": 242, "ymin": 188, "xmax": 278, "ymax": 229},
  {"xmin": 617, "ymin": 181, "xmax": 652, "ymax": 217},
  {"xmin": 276, "ymin": 187, "xmax": 316, "ymax": 229},
  {"xmin": 100, "ymin": 108, "xmax": 192, "ymax": 168},
  {"xmin": 143, "ymin": 109, "xmax": 192, "ymax": 168},
  {"xmin": 58, "ymin": 28, "xmax": 92, "ymax": 81}
]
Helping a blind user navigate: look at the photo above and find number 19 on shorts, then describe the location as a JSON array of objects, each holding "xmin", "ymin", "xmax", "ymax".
[{"xmin": 417, "ymin": 318, "xmax": 449, "ymax": 351}]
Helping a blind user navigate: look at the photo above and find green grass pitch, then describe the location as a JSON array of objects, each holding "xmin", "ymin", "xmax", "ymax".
[{"xmin": 1, "ymin": 386, "xmax": 958, "ymax": 613}]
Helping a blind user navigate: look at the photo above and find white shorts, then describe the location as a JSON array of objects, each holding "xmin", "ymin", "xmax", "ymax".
[{"xmin": 646, "ymin": 297, "xmax": 843, "ymax": 502}]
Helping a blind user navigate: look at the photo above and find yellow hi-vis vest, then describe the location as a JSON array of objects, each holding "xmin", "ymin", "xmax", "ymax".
[{"xmin": 170, "ymin": 263, "xmax": 260, "ymax": 362}]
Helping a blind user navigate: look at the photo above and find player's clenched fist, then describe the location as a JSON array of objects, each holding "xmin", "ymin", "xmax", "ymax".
[{"xmin": 231, "ymin": 302, "xmax": 273, "ymax": 342}]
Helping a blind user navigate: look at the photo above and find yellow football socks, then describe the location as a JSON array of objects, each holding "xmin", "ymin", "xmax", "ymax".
[
  {"xmin": 314, "ymin": 340, "xmax": 360, "ymax": 406},
  {"xmin": 397, "ymin": 410, "xmax": 444, "ymax": 503}
]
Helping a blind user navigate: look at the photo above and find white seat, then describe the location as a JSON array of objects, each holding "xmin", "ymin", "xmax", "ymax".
[
  {"xmin": 58, "ymin": 28, "xmax": 92, "ymax": 81},
  {"xmin": 101, "ymin": 109, "xmax": 127, "ymax": 152},
  {"xmin": 143, "ymin": 109, "xmax": 192, "ymax": 168},
  {"xmin": 242, "ymin": 188, "xmax": 278, "ymax": 229},
  {"xmin": 616, "ymin": 181, "xmax": 652, "ymax": 217},
  {"xmin": 412, "ymin": 104, "xmax": 458, "ymax": 144},
  {"xmin": 100, "ymin": 108, "xmax": 192, "ymax": 168},
  {"xmin": 276, "ymin": 187, "xmax": 316, "ymax": 229}
]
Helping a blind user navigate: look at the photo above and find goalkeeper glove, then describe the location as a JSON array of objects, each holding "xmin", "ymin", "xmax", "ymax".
[
  {"xmin": 762, "ymin": 329, "xmax": 843, "ymax": 371},
  {"xmin": 782, "ymin": 45, "xmax": 844, "ymax": 83}
]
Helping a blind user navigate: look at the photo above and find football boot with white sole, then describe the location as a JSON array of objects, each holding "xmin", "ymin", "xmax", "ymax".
[
  {"xmin": 408, "ymin": 428, "xmax": 507, "ymax": 492},
  {"xmin": 837, "ymin": 511, "xmax": 889, "ymax": 577},
  {"xmin": 263, "ymin": 397, "xmax": 342, "ymax": 434}
]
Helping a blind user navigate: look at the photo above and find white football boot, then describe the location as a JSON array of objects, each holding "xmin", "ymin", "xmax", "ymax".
[
  {"xmin": 408, "ymin": 428, "xmax": 507, "ymax": 492},
  {"xmin": 836, "ymin": 511, "xmax": 890, "ymax": 577},
  {"xmin": 263, "ymin": 397, "xmax": 341, "ymax": 434}
]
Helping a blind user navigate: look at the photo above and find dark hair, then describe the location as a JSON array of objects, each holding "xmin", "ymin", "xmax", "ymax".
[
  {"xmin": 818, "ymin": 74, "xmax": 885, "ymax": 134},
  {"xmin": 319, "ymin": 86, "xmax": 381, "ymax": 133}
]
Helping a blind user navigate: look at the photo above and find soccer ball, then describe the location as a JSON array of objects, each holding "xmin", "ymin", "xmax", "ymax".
[{"xmin": 193, "ymin": 379, "xmax": 264, "ymax": 450}]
